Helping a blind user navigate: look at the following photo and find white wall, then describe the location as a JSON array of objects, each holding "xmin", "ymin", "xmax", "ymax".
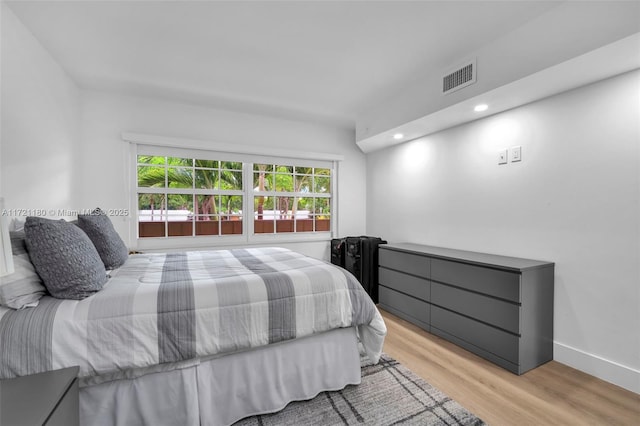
[
  {"xmin": 0, "ymin": 4, "xmax": 81, "ymax": 213},
  {"xmin": 366, "ymin": 70, "xmax": 640, "ymax": 393},
  {"xmin": 78, "ymin": 90, "xmax": 367, "ymax": 259}
]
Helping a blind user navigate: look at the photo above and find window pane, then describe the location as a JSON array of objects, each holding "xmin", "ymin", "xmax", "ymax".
[
  {"xmin": 315, "ymin": 197, "xmax": 331, "ymax": 215},
  {"xmin": 166, "ymin": 194, "xmax": 193, "ymax": 237},
  {"xmin": 220, "ymin": 195, "xmax": 242, "ymax": 235},
  {"xmin": 276, "ymin": 165, "xmax": 293, "ymax": 174},
  {"xmin": 195, "ymin": 211, "xmax": 219, "ymax": 236},
  {"xmin": 253, "ymin": 163, "xmax": 273, "ymax": 172},
  {"xmin": 295, "ymin": 166, "xmax": 313, "ymax": 175},
  {"xmin": 295, "ymin": 174, "xmax": 311, "ymax": 193},
  {"xmin": 220, "ymin": 170, "xmax": 243, "ymax": 190},
  {"xmin": 195, "ymin": 159, "xmax": 218, "ymax": 168},
  {"xmin": 167, "ymin": 157, "xmax": 193, "ymax": 167},
  {"xmin": 138, "ymin": 193, "xmax": 166, "ymax": 238},
  {"xmin": 275, "ymin": 195, "xmax": 292, "ymax": 218},
  {"xmin": 275, "ymin": 218, "xmax": 294, "ymax": 233},
  {"xmin": 195, "ymin": 195, "xmax": 219, "ymax": 218},
  {"xmin": 222, "ymin": 161, "xmax": 242, "ymax": 171},
  {"xmin": 139, "ymin": 193, "xmax": 165, "ymax": 210},
  {"xmin": 310, "ymin": 197, "xmax": 331, "ymax": 232},
  {"xmin": 166, "ymin": 194, "xmax": 193, "ymax": 213},
  {"xmin": 254, "ymin": 196, "xmax": 274, "ymax": 234},
  {"xmin": 254, "ymin": 196, "xmax": 273, "ymax": 218},
  {"xmin": 195, "ymin": 169, "xmax": 218, "ymax": 189},
  {"xmin": 138, "ymin": 155, "xmax": 165, "ymax": 165},
  {"xmin": 314, "ymin": 174, "xmax": 331, "ymax": 193},
  {"xmin": 168, "ymin": 167, "xmax": 193, "ymax": 189},
  {"xmin": 220, "ymin": 195, "xmax": 243, "ymax": 217},
  {"xmin": 275, "ymin": 173, "xmax": 293, "ymax": 192},
  {"xmin": 295, "ymin": 217, "xmax": 314, "ymax": 232},
  {"xmin": 294, "ymin": 197, "xmax": 312, "ymax": 216},
  {"xmin": 294, "ymin": 197, "xmax": 312, "ymax": 233},
  {"xmin": 137, "ymin": 166, "xmax": 166, "ymax": 187},
  {"xmin": 268, "ymin": 194, "xmax": 293, "ymax": 233},
  {"xmin": 315, "ymin": 215, "xmax": 331, "ymax": 232},
  {"xmin": 254, "ymin": 220, "xmax": 274, "ymax": 234},
  {"xmin": 254, "ymin": 170, "xmax": 273, "ymax": 191}
]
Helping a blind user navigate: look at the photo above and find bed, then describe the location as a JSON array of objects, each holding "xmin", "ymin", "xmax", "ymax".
[{"xmin": 0, "ymin": 243, "xmax": 386, "ymax": 425}]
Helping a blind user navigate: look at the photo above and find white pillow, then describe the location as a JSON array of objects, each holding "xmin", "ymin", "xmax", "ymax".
[
  {"xmin": 0, "ymin": 231, "xmax": 46, "ymax": 309},
  {"xmin": 9, "ymin": 218, "xmax": 25, "ymax": 232}
]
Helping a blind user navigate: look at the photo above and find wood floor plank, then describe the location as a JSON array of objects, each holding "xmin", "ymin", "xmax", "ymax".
[{"xmin": 380, "ymin": 309, "xmax": 640, "ymax": 426}]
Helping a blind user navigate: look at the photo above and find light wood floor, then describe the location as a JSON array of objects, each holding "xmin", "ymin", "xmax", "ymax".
[{"xmin": 380, "ymin": 309, "xmax": 640, "ymax": 426}]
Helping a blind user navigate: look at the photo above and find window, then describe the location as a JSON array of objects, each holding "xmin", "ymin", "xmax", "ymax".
[
  {"xmin": 132, "ymin": 144, "xmax": 335, "ymax": 244},
  {"xmin": 253, "ymin": 164, "xmax": 331, "ymax": 234},
  {"xmin": 137, "ymin": 156, "xmax": 244, "ymax": 238}
]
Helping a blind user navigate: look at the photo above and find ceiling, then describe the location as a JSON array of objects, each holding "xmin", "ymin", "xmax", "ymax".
[{"xmin": 5, "ymin": 0, "xmax": 563, "ymax": 127}]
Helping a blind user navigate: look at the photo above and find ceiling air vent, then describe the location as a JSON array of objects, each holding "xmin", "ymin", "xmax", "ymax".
[{"xmin": 442, "ymin": 59, "xmax": 476, "ymax": 94}]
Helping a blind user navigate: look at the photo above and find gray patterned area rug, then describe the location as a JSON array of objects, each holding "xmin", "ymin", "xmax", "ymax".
[{"xmin": 234, "ymin": 354, "xmax": 486, "ymax": 425}]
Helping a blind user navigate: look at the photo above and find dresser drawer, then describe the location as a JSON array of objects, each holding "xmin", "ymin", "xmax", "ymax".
[
  {"xmin": 431, "ymin": 306, "xmax": 519, "ymax": 364},
  {"xmin": 379, "ymin": 248, "xmax": 429, "ymax": 278},
  {"xmin": 379, "ymin": 267, "xmax": 430, "ymax": 301},
  {"xmin": 431, "ymin": 282, "xmax": 520, "ymax": 334},
  {"xmin": 379, "ymin": 286, "xmax": 430, "ymax": 326},
  {"xmin": 431, "ymin": 258, "xmax": 520, "ymax": 302}
]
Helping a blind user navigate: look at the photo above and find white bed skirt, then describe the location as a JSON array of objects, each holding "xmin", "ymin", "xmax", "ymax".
[{"xmin": 80, "ymin": 327, "xmax": 361, "ymax": 426}]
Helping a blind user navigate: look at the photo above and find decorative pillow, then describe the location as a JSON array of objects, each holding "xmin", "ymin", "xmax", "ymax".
[
  {"xmin": 24, "ymin": 217, "xmax": 107, "ymax": 300},
  {"xmin": 0, "ymin": 231, "xmax": 46, "ymax": 309},
  {"xmin": 77, "ymin": 208, "xmax": 128, "ymax": 269}
]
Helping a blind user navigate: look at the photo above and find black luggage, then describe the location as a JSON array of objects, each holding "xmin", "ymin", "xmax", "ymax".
[
  {"xmin": 330, "ymin": 238, "xmax": 346, "ymax": 267},
  {"xmin": 344, "ymin": 237, "xmax": 363, "ymax": 281},
  {"xmin": 344, "ymin": 236, "xmax": 386, "ymax": 303}
]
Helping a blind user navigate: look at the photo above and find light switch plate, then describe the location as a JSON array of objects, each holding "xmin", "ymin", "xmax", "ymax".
[
  {"xmin": 511, "ymin": 146, "xmax": 522, "ymax": 162},
  {"xmin": 498, "ymin": 149, "xmax": 508, "ymax": 165}
]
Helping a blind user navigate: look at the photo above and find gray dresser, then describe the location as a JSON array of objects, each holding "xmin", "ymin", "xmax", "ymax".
[{"xmin": 378, "ymin": 243, "xmax": 554, "ymax": 375}]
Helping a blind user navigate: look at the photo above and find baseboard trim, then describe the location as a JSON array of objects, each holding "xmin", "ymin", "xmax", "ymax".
[{"xmin": 554, "ymin": 341, "xmax": 639, "ymax": 394}]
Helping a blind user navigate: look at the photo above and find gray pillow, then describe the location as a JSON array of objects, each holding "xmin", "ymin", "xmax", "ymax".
[
  {"xmin": 0, "ymin": 231, "xmax": 46, "ymax": 309},
  {"xmin": 77, "ymin": 208, "xmax": 128, "ymax": 269},
  {"xmin": 24, "ymin": 217, "xmax": 107, "ymax": 300}
]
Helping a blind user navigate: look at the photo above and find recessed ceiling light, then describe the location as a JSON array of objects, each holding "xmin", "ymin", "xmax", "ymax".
[
  {"xmin": 474, "ymin": 104, "xmax": 488, "ymax": 112},
  {"xmin": 393, "ymin": 133, "xmax": 404, "ymax": 140}
]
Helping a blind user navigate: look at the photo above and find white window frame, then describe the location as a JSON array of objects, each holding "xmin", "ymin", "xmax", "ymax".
[{"xmin": 123, "ymin": 133, "xmax": 342, "ymax": 251}]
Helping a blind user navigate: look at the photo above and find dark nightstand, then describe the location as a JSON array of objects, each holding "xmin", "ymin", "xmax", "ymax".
[{"xmin": 0, "ymin": 366, "xmax": 79, "ymax": 426}]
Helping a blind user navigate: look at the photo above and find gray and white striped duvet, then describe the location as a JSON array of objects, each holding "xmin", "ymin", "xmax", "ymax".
[{"xmin": 0, "ymin": 247, "xmax": 386, "ymax": 380}]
